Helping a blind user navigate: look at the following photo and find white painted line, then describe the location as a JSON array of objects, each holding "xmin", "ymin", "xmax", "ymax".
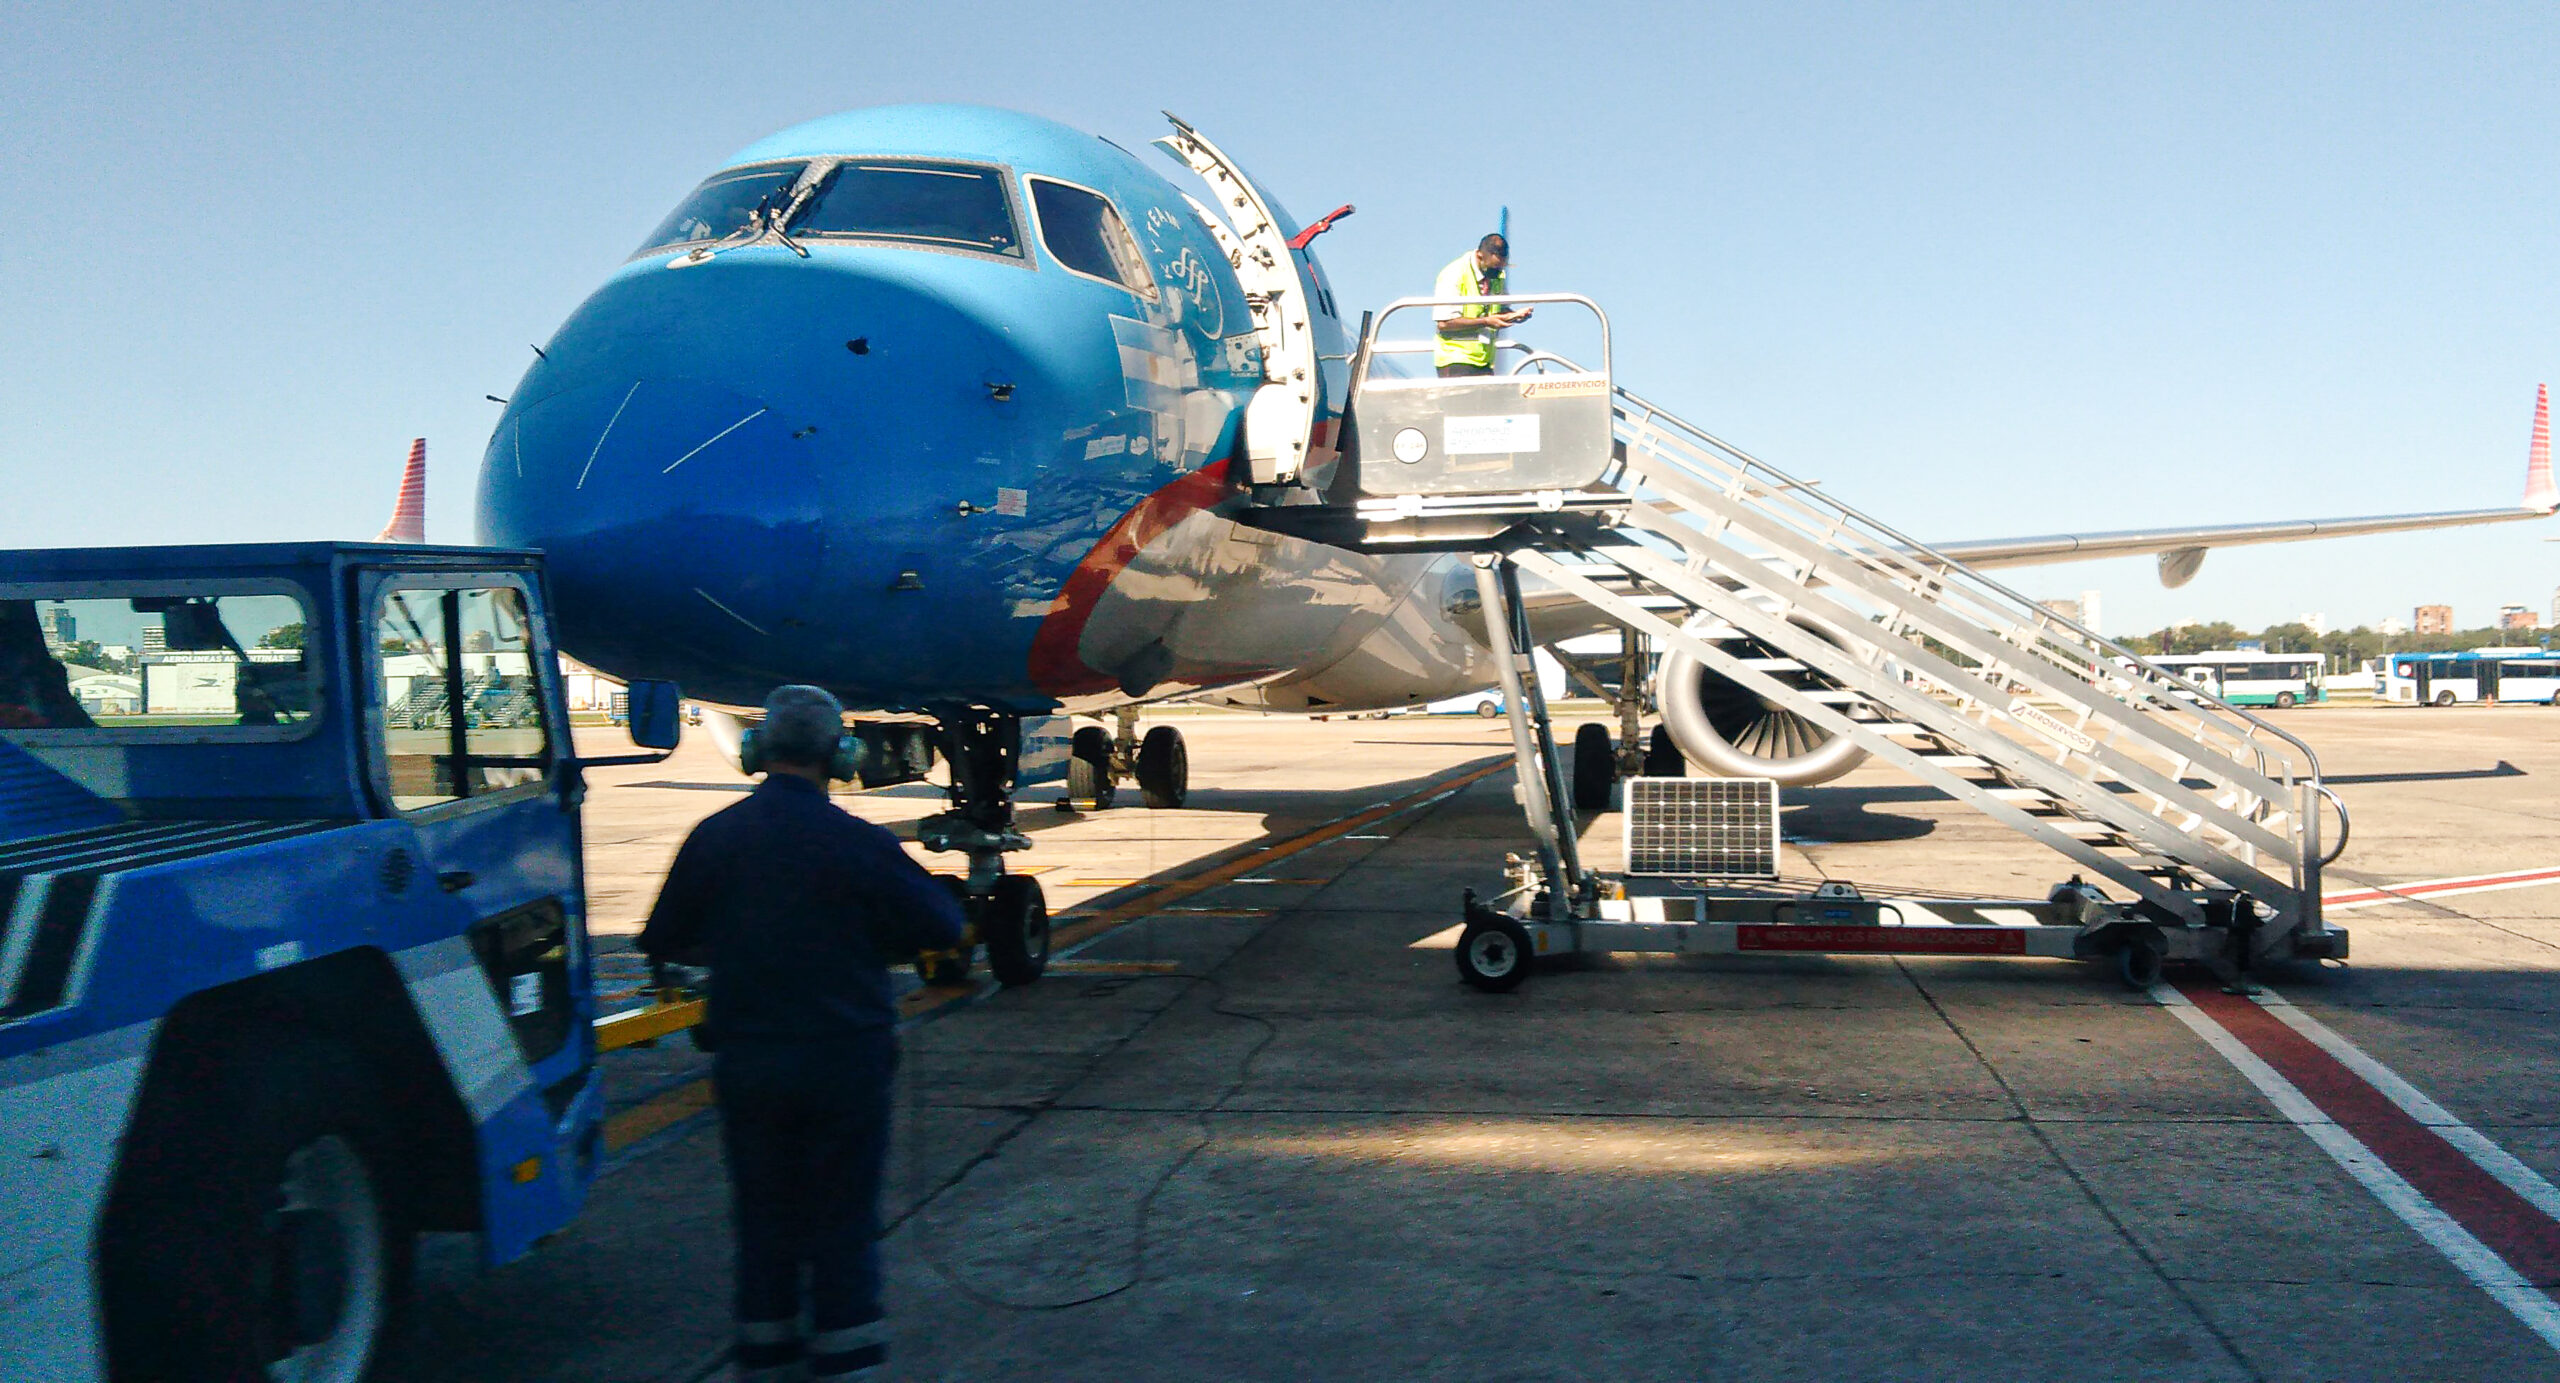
[
  {"xmin": 2255, "ymin": 990, "xmax": 2560, "ymax": 1225},
  {"xmin": 575, "ymin": 381, "xmax": 642, "ymax": 490},
  {"xmin": 661, "ymin": 408, "xmax": 767, "ymax": 473},
  {"xmin": 2153, "ymin": 983, "xmax": 2560, "ymax": 1354},
  {"xmin": 2325, "ymin": 865, "xmax": 2560, "ymax": 911}
]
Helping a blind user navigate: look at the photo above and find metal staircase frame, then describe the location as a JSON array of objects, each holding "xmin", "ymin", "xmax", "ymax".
[{"xmin": 1283, "ymin": 311, "xmax": 2346, "ymax": 980}]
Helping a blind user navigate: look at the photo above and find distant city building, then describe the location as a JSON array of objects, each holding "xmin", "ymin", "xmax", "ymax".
[
  {"xmin": 2378, "ymin": 617, "xmax": 2407, "ymax": 637},
  {"xmin": 38, "ymin": 604, "xmax": 75, "ymax": 649},
  {"xmin": 140, "ymin": 622, "xmax": 166, "ymax": 654},
  {"xmin": 2414, "ymin": 605, "xmax": 2455, "ymax": 636},
  {"xmin": 2550, "ymin": 584, "xmax": 2560, "ymax": 631},
  {"xmin": 2299, "ymin": 612, "xmax": 2327, "ymax": 636},
  {"xmin": 2039, "ymin": 596, "xmax": 2086, "ymax": 627},
  {"xmin": 2498, "ymin": 604, "xmax": 2540, "ymax": 633}
]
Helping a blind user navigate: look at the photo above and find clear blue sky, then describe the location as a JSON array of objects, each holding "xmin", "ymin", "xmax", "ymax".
[{"xmin": 5, "ymin": 2, "xmax": 2553, "ymax": 635}]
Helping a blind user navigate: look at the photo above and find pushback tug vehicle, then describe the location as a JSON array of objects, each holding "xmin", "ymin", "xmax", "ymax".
[{"xmin": 0, "ymin": 542, "xmax": 679, "ymax": 1383}]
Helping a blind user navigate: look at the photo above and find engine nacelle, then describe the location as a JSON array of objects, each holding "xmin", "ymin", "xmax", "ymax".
[{"xmin": 1654, "ymin": 615, "xmax": 1872, "ymax": 788}]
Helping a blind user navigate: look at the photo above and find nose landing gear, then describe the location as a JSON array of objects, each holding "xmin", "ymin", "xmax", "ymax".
[{"xmin": 915, "ymin": 706, "xmax": 1051, "ymax": 988}]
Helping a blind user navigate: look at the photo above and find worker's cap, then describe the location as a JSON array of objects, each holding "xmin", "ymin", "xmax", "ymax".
[{"xmin": 758, "ymin": 684, "xmax": 846, "ymax": 764}]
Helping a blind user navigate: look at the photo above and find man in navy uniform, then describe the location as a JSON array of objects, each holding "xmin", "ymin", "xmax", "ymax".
[{"xmin": 642, "ymin": 685, "xmax": 966, "ymax": 1381}]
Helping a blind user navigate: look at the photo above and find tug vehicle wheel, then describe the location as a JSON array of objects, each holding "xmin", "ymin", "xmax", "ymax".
[
  {"xmin": 105, "ymin": 1043, "xmax": 408, "ymax": 1383},
  {"xmin": 1571, "ymin": 724, "xmax": 1616, "ymax": 810},
  {"xmin": 982, "ymin": 874, "xmax": 1052, "ymax": 987},
  {"xmin": 1136, "ymin": 725, "xmax": 1188, "ymax": 808},
  {"xmin": 1455, "ymin": 914, "xmax": 1536, "ymax": 992},
  {"xmin": 1067, "ymin": 726, "xmax": 1116, "ymax": 809}
]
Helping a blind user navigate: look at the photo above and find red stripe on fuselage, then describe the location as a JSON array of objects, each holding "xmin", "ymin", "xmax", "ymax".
[{"xmin": 1027, "ymin": 459, "xmax": 1237, "ymax": 698}]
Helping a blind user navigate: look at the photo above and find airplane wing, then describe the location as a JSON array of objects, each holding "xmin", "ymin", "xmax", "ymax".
[{"xmin": 1931, "ymin": 385, "xmax": 2556, "ymax": 587}]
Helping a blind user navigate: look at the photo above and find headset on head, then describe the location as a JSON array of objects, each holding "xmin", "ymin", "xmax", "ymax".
[{"xmin": 738, "ymin": 724, "xmax": 863, "ymax": 782}]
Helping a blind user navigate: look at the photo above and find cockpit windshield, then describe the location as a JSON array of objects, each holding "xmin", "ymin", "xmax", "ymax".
[
  {"xmin": 790, "ymin": 161, "xmax": 1023, "ymax": 258},
  {"xmin": 635, "ymin": 162, "xmax": 807, "ymax": 255}
]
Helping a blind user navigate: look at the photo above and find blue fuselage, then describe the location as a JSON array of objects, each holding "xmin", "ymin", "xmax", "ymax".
[{"xmin": 478, "ymin": 106, "xmax": 1347, "ymax": 712}]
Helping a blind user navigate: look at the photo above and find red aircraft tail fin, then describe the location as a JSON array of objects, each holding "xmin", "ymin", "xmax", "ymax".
[
  {"xmin": 2526, "ymin": 384, "xmax": 2556, "ymax": 514},
  {"xmin": 376, "ymin": 438, "xmax": 427, "ymax": 543}
]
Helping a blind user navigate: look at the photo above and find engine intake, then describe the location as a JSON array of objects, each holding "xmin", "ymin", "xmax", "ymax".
[{"xmin": 1655, "ymin": 620, "xmax": 1872, "ymax": 787}]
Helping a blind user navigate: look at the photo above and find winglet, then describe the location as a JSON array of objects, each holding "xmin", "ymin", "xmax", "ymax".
[
  {"xmin": 375, "ymin": 438, "xmax": 426, "ymax": 543},
  {"xmin": 2526, "ymin": 384, "xmax": 2556, "ymax": 513}
]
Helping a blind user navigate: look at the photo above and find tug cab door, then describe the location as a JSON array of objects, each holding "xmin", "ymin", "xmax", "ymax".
[{"xmin": 356, "ymin": 566, "xmax": 594, "ymax": 1261}]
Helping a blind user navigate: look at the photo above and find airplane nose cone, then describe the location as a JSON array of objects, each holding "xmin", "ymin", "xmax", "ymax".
[
  {"xmin": 483, "ymin": 372, "xmax": 818, "ymax": 678},
  {"xmin": 477, "ymin": 253, "xmax": 1062, "ymax": 706}
]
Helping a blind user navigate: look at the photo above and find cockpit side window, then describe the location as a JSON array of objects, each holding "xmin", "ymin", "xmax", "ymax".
[
  {"xmin": 790, "ymin": 162, "xmax": 1023, "ymax": 258},
  {"xmin": 1028, "ymin": 179, "xmax": 1156, "ymax": 299},
  {"xmin": 635, "ymin": 162, "xmax": 808, "ymax": 255}
]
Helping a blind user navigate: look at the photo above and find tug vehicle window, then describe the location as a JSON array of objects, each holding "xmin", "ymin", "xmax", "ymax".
[
  {"xmin": 790, "ymin": 161, "xmax": 1023, "ymax": 258},
  {"xmin": 635, "ymin": 162, "xmax": 809, "ymax": 254},
  {"xmin": 1028, "ymin": 179, "xmax": 1155, "ymax": 297},
  {"xmin": 375, "ymin": 586, "xmax": 552, "ymax": 811},
  {"xmin": 0, "ymin": 590, "xmax": 316, "ymax": 738}
]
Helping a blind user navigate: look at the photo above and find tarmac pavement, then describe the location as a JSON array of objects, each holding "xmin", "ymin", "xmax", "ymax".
[{"xmin": 379, "ymin": 706, "xmax": 2560, "ymax": 1382}]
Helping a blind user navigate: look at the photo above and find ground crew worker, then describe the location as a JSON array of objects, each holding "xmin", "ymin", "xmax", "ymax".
[
  {"xmin": 640, "ymin": 685, "xmax": 966, "ymax": 1382},
  {"xmin": 1434, "ymin": 232, "xmax": 1530, "ymax": 377}
]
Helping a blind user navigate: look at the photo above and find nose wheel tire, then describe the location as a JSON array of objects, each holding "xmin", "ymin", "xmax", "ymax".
[
  {"xmin": 982, "ymin": 873, "xmax": 1051, "ymax": 987},
  {"xmin": 1136, "ymin": 725, "xmax": 1188, "ymax": 808},
  {"xmin": 1642, "ymin": 724, "xmax": 1685, "ymax": 777},
  {"xmin": 1570, "ymin": 723, "xmax": 1616, "ymax": 811},
  {"xmin": 1455, "ymin": 914, "xmax": 1536, "ymax": 992}
]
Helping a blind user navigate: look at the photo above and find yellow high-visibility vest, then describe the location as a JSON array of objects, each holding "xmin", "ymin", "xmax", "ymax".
[{"xmin": 1433, "ymin": 253, "xmax": 1507, "ymax": 370}]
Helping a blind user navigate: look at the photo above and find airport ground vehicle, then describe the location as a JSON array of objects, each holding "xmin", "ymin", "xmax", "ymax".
[
  {"xmin": 0, "ymin": 541, "xmax": 676, "ymax": 1383},
  {"xmin": 2149, "ymin": 651, "xmax": 2326, "ymax": 708},
  {"xmin": 2381, "ymin": 648, "xmax": 2560, "ymax": 705}
]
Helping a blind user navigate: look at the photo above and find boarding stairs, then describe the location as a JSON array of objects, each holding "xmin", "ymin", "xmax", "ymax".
[{"xmin": 1283, "ymin": 293, "xmax": 2344, "ymax": 974}]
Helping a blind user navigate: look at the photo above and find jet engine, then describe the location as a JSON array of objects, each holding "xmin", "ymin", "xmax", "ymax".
[{"xmin": 1654, "ymin": 615, "xmax": 1872, "ymax": 788}]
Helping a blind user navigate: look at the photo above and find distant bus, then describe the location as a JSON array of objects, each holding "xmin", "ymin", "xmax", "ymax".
[
  {"xmin": 2149, "ymin": 652, "xmax": 2326, "ymax": 708},
  {"xmin": 2381, "ymin": 649, "xmax": 2560, "ymax": 706}
]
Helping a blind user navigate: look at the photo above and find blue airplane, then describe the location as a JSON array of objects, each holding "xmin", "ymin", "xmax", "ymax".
[{"xmin": 478, "ymin": 103, "xmax": 2556, "ymax": 984}]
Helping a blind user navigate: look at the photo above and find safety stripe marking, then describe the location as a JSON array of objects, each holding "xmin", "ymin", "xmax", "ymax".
[
  {"xmin": 2159, "ymin": 980, "xmax": 2560, "ymax": 1353},
  {"xmin": 2324, "ymin": 865, "xmax": 2560, "ymax": 911}
]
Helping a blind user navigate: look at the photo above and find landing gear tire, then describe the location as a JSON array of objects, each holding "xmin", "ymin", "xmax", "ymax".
[
  {"xmin": 916, "ymin": 877, "xmax": 977, "ymax": 986},
  {"xmin": 1067, "ymin": 726, "xmax": 1115, "ymax": 809},
  {"xmin": 1571, "ymin": 723, "xmax": 1615, "ymax": 810},
  {"xmin": 1136, "ymin": 725, "xmax": 1188, "ymax": 808},
  {"xmin": 1455, "ymin": 914, "xmax": 1536, "ymax": 992},
  {"xmin": 982, "ymin": 874, "xmax": 1051, "ymax": 987},
  {"xmin": 103, "ymin": 1044, "xmax": 408, "ymax": 1383},
  {"xmin": 1642, "ymin": 723, "xmax": 1685, "ymax": 778},
  {"xmin": 2113, "ymin": 934, "xmax": 2165, "ymax": 991}
]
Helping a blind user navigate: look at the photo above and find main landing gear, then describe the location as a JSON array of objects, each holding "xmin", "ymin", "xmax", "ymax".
[
  {"xmin": 915, "ymin": 707, "xmax": 1052, "ymax": 988},
  {"xmin": 1065, "ymin": 708, "xmax": 1189, "ymax": 811}
]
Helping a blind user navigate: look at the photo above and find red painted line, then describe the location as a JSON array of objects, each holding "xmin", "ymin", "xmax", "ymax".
[
  {"xmin": 2324, "ymin": 865, "xmax": 2560, "ymax": 908},
  {"xmin": 2176, "ymin": 979, "xmax": 2560, "ymax": 1288}
]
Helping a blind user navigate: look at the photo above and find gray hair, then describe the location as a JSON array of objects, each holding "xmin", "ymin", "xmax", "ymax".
[{"xmin": 758, "ymin": 684, "xmax": 845, "ymax": 766}]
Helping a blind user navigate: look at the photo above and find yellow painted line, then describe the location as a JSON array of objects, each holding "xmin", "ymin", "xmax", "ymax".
[
  {"xmin": 593, "ymin": 997, "xmax": 706, "ymax": 1053},
  {"xmin": 592, "ymin": 755, "xmax": 1511, "ymax": 1157},
  {"xmin": 1044, "ymin": 757, "xmax": 1507, "ymax": 954},
  {"xmin": 603, "ymin": 1078, "xmax": 714, "ymax": 1152}
]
